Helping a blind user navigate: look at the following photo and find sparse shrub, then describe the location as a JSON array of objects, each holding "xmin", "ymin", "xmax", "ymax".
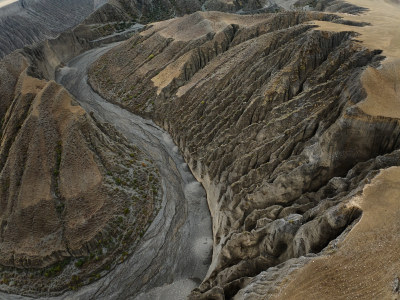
[
  {"xmin": 56, "ymin": 203, "xmax": 65, "ymax": 214},
  {"xmin": 75, "ymin": 259, "xmax": 85, "ymax": 268},
  {"xmin": 1, "ymin": 276, "xmax": 9, "ymax": 285}
]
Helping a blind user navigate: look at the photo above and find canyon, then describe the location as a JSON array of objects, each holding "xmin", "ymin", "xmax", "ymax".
[{"xmin": 0, "ymin": 0, "xmax": 399, "ymax": 299}]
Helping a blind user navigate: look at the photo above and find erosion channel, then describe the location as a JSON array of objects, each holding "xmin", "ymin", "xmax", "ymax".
[
  {"xmin": 1, "ymin": 42, "xmax": 213, "ymax": 300},
  {"xmin": 56, "ymin": 43, "xmax": 213, "ymax": 300}
]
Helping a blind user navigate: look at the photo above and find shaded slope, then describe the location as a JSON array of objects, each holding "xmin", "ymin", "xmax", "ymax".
[
  {"xmin": 0, "ymin": 0, "xmax": 107, "ymax": 58},
  {"xmin": 83, "ymin": 0, "xmax": 366, "ymax": 28},
  {"xmin": 88, "ymin": 10, "xmax": 400, "ymax": 299},
  {"xmin": 0, "ymin": 7, "xmax": 212, "ymax": 298},
  {"xmin": 0, "ymin": 0, "xmax": 367, "ymax": 60},
  {"xmin": 0, "ymin": 32, "xmax": 162, "ymax": 296},
  {"xmin": 245, "ymin": 0, "xmax": 400, "ymax": 298},
  {"xmin": 267, "ymin": 167, "xmax": 400, "ymax": 299}
]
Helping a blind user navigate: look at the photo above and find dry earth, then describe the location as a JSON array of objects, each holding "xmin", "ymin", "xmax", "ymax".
[
  {"xmin": 0, "ymin": 0, "xmax": 399, "ymax": 298},
  {"xmin": 0, "ymin": 0, "xmax": 108, "ymax": 59},
  {"xmin": 270, "ymin": 167, "xmax": 400, "ymax": 299},
  {"xmin": 0, "ymin": 31, "xmax": 162, "ymax": 296},
  {"xmin": 87, "ymin": 4, "xmax": 400, "ymax": 299},
  {"xmin": 266, "ymin": 0, "xmax": 400, "ymax": 298}
]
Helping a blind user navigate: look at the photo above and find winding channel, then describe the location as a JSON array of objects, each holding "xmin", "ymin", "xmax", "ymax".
[{"xmin": 1, "ymin": 43, "xmax": 213, "ymax": 300}]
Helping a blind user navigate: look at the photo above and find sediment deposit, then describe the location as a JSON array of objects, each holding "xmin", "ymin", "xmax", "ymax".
[
  {"xmin": 0, "ymin": 48, "xmax": 164, "ymax": 295},
  {"xmin": 0, "ymin": 0, "xmax": 399, "ymax": 298}
]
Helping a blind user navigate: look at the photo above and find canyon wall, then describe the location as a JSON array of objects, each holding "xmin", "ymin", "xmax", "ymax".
[
  {"xmin": 0, "ymin": 13, "xmax": 162, "ymax": 296},
  {"xmin": 0, "ymin": 0, "xmax": 108, "ymax": 58},
  {"xmin": 0, "ymin": 0, "xmax": 399, "ymax": 298},
  {"xmin": 88, "ymin": 10, "xmax": 400, "ymax": 299}
]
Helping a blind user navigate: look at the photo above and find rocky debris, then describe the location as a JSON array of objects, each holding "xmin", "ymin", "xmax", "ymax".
[
  {"xmin": 0, "ymin": 0, "xmax": 398, "ymax": 298},
  {"xmin": 0, "ymin": 26, "xmax": 161, "ymax": 298},
  {"xmin": 263, "ymin": 166, "xmax": 400, "ymax": 299},
  {"xmin": 88, "ymin": 10, "xmax": 400, "ymax": 298},
  {"xmin": 84, "ymin": 0, "xmax": 262, "ymax": 25}
]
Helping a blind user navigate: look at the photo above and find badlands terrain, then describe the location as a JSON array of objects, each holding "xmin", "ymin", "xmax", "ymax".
[
  {"xmin": 0, "ymin": 0, "xmax": 109, "ymax": 58},
  {"xmin": 0, "ymin": 0, "xmax": 399, "ymax": 299}
]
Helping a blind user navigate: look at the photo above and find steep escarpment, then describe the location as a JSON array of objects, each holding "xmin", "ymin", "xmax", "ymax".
[
  {"xmin": 0, "ymin": 0, "xmax": 108, "ymax": 59},
  {"xmin": 292, "ymin": 0, "xmax": 367, "ymax": 13},
  {"xmin": 84, "ymin": 0, "xmax": 266, "ymax": 25},
  {"xmin": 83, "ymin": 0, "xmax": 366, "ymax": 28},
  {"xmin": 0, "ymin": 0, "xmax": 366, "ymax": 60},
  {"xmin": 0, "ymin": 29, "xmax": 161, "ymax": 298},
  {"xmin": 88, "ymin": 11, "xmax": 344, "ymax": 112},
  {"xmin": 88, "ymin": 10, "xmax": 400, "ymax": 298}
]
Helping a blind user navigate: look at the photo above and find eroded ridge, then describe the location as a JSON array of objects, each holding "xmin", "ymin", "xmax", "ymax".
[
  {"xmin": 0, "ymin": 44, "xmax": 162, "ymax": 296},
  {"xmin": 0, "ymin": 0, "xmax": 106, "ymax": 59},
  {"xmin": 88, "ymin": 10, "xmax": 400, "ymax": 299}
]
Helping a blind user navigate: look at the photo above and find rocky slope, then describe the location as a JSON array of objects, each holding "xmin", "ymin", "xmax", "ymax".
[
  {"xmin": 85, "ymin": 0, "xmax": 366, "ymax": 26},
  {"xmin": 0, "ymin": 0, "xmax": 398, "ymax": 298},
  {"xmin": 0, "ymin": 0, "xmax": 108, "ymax": 58},
  {"xmin": 88, "ymin": 8, "xmax": 400, "ymax": 299},
  {"xmin": 0, "ymin": 22, "xmax": 162, "ymax": 296},
  {"xmin": 0, "ymin": 0, "xmax": 366, "ymax": 60}
]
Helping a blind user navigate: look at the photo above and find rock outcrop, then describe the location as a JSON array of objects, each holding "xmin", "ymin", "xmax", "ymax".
[{"xmin": 88, "ymin": 9, "xmax": 400, "ymax": 298}]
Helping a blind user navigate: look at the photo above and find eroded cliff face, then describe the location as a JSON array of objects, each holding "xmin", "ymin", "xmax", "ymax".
[
  {"xmin": 84, "ymin": 0, "xmax": 269, "ymax": 25},
  {"xmin": 0, "ymin": 0, "xmax": 108, "ymax": 59},
  {"xmin": 0, "ymin": 27, "xmax": 161, "ymax": 297},
  {"xmin": 88, "ymin": 10, "xmax": 400, "ymax": 299},
  {"xmin": 0, "ymin": 0, "xmax": 366, "ymax": 60},
  {"xmin": 83, "ymin": 0, "xmax": 366, "ymax": 29}
]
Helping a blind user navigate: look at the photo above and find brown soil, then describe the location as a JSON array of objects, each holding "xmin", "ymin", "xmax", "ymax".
[
  {"xmin": 272, "ymin": 1, "xmax": 400, "ymax": 298},
  {"xmin": 87, "ymin": 9, "xmax": 400, "ymax": 299},
  {"xmin": 272, "ymin": 166, "xmax": 400, "ymax": 300},
  {"xmin": 311, "ymin": 0, "xmax": 400, "ymax": 119}
]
